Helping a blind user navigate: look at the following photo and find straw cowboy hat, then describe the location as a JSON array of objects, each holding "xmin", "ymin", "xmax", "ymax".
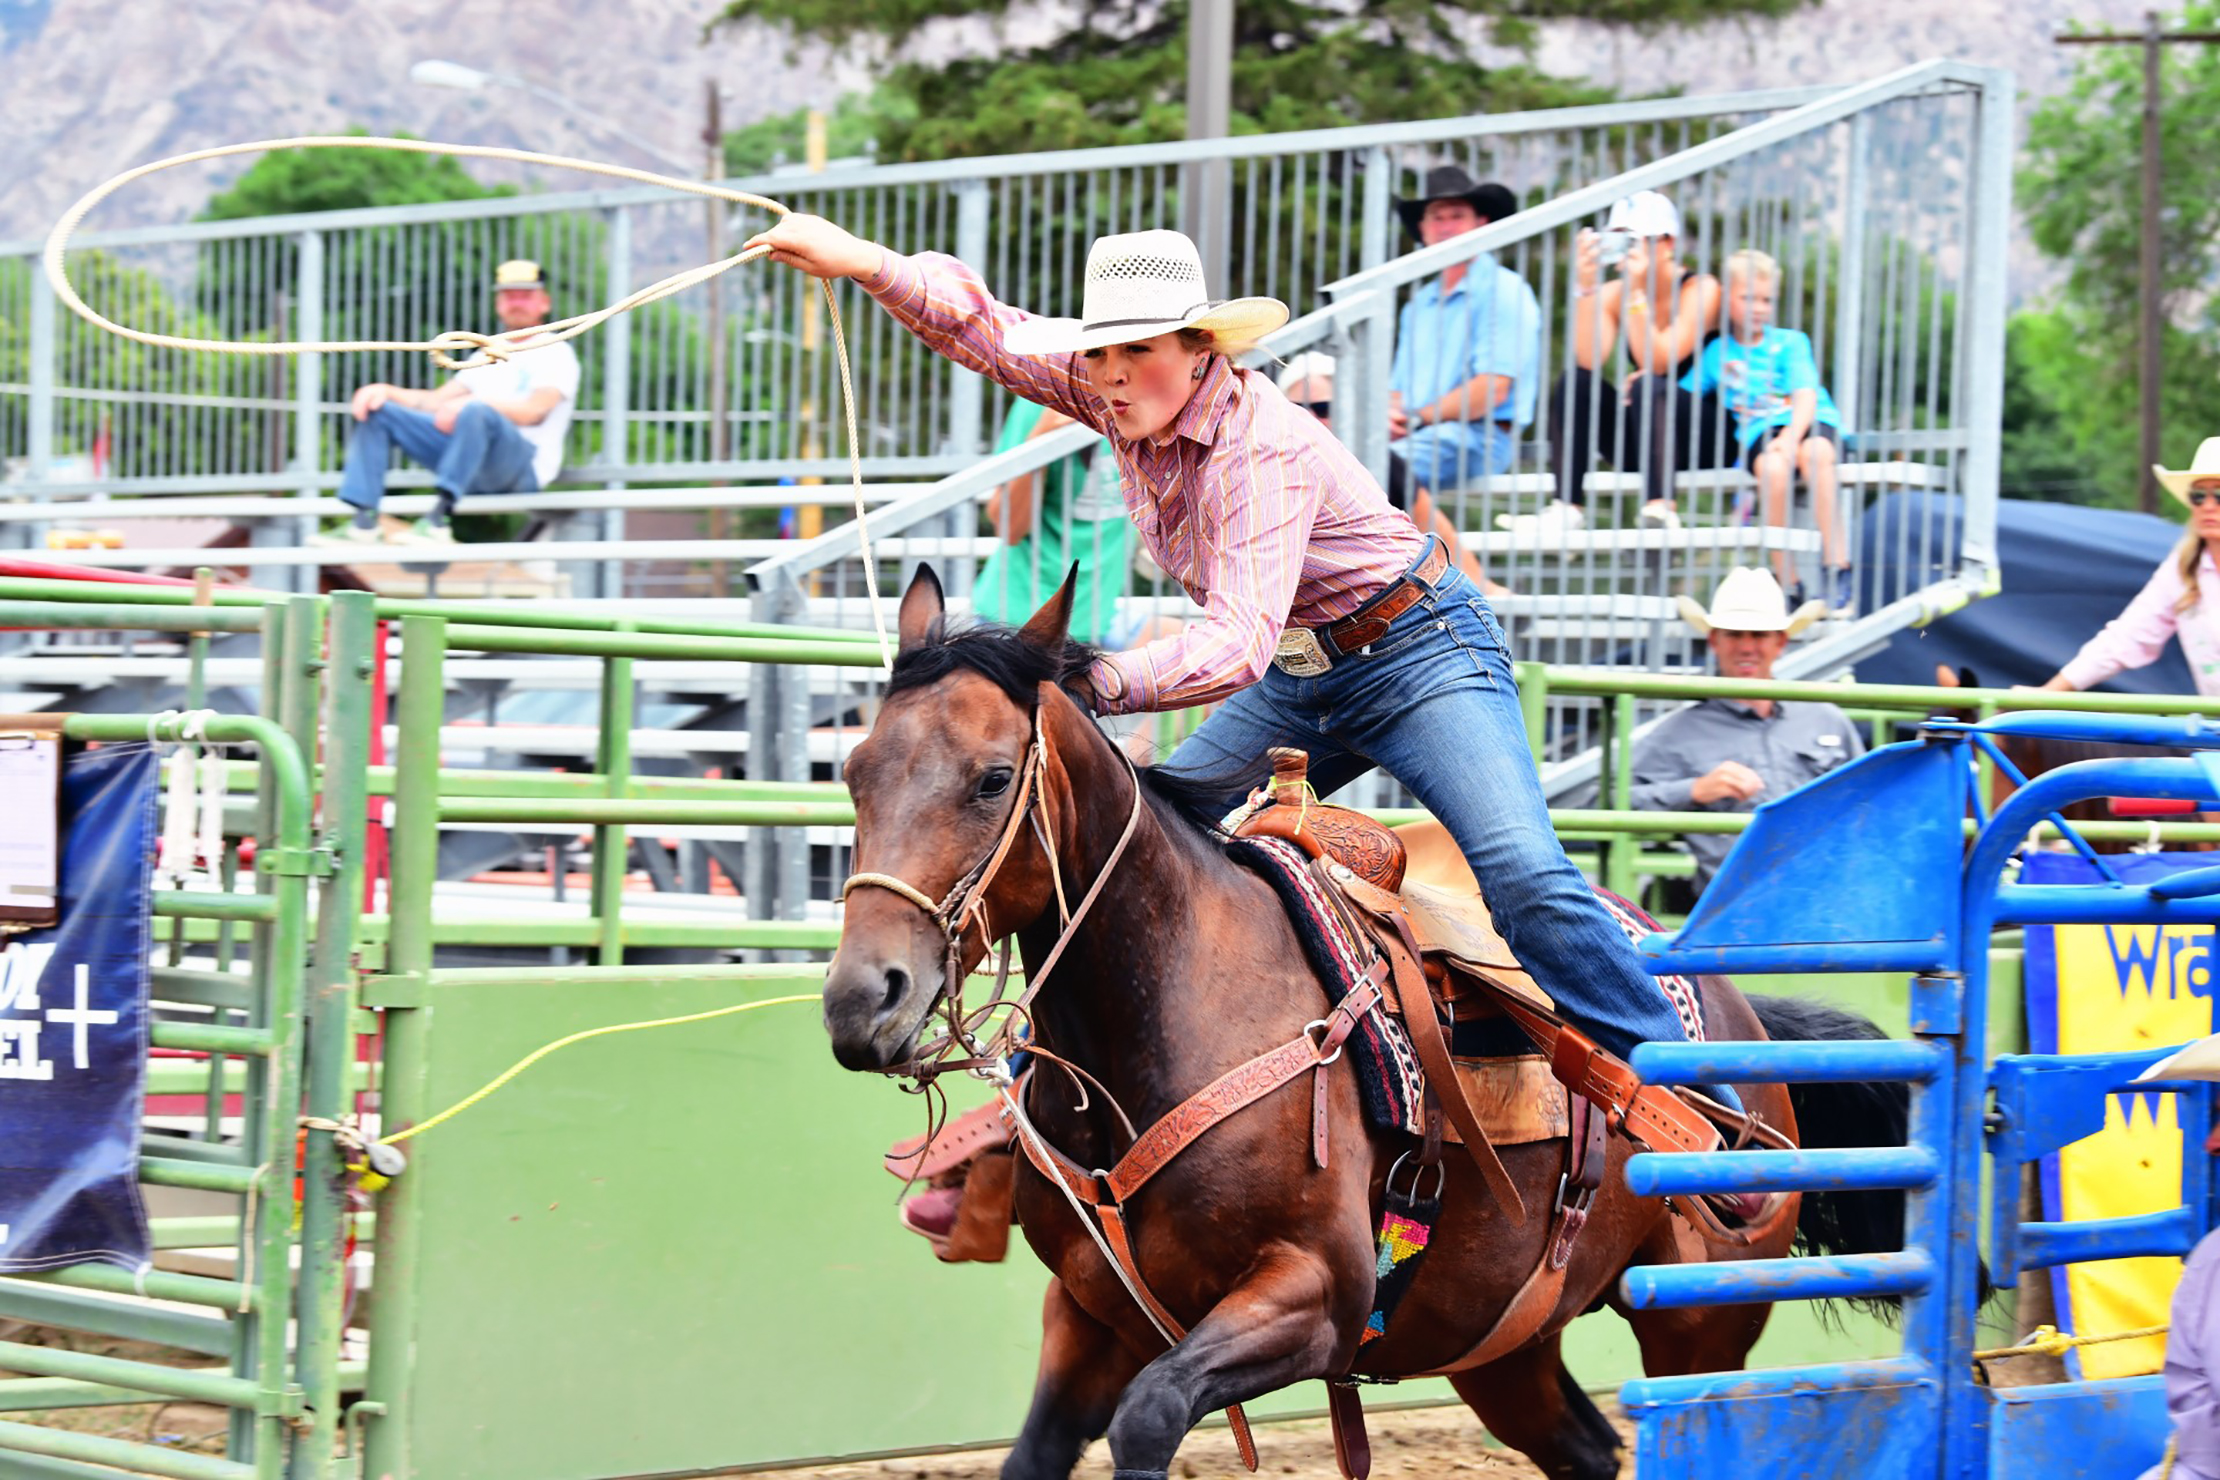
[
  {"xmin": 2139, "ymin": 1034, "xmax": 2220, "ymax": 1083},
  {"xmin": 1677, "ymin": 566, "xmax": 1826, "ymax": 637},
  {"xmin": 1002, "ymin": 230, "xmax": 1289, "ymax": 357},
  {"xmin": 2138, "ymin": 1034, "xmax": 2220, "ymax": 1151},
  {"xmin": 2152, "ymin": 437, "xmax": 2220, "ymax": 507},
  {"xmin": 1395, "ymin": 165, "xmax": 1519, "ymax": 242}
]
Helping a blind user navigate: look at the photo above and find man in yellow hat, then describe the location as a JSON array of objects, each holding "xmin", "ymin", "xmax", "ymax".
[
  {"xmin": 1629, "ymin": 566, "xmax": 1857, "ymax": 898},
  {"xmin": 323, "ymin": 259, "xmax": 580, "ymax": 545}
]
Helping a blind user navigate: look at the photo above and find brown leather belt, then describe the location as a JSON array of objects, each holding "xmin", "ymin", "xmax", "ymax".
[{"xmin": 1274, "ymin": 538, "xmax": 1451, "ymax": 677}]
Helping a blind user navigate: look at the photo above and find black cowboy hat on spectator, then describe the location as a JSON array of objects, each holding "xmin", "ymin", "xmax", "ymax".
[{"xmin": 1395, "ymin": 165, "xmax": 1518, "ymax": 242}]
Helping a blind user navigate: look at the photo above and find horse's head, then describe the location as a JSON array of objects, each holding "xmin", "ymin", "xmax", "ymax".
[{"xmin": 821, "ymin": 565, "xmax": 1089, "ymax": 1071}]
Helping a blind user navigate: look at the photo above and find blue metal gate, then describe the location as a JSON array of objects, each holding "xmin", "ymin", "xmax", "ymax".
[{"xmin": 1620, "ymin": 712, "xmax": 2218, "ymax": 1477}]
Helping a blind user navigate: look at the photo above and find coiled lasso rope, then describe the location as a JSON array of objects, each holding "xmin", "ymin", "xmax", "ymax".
[{"xmin": 41, "ymin": 134, "xmax": 892, "ymax": 668}]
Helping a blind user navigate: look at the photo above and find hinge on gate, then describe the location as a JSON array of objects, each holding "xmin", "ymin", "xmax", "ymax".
[{"xmin": 260, "ymin": 846, "xmax": 337, "ymax": 878}]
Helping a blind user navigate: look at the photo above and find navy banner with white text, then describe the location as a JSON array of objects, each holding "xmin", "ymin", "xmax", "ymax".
[{"xmin": 0, "ymin": 743, "xmax": 158, "ymax": 1272}]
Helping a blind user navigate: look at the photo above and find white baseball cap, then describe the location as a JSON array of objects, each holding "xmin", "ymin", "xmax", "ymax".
[{"xmin": 1605, "ymin": 190, "xmax": 1683, "ymax": 240}]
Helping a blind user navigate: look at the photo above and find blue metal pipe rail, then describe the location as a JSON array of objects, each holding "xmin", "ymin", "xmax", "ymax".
[
  {"xmin": 1621, "ymin": 712, "xmax": 2216, "ymax": 1478},
  {"xmin": 1622, "ymin": 1251, "xmax": 1936, "ymax": 1311},
  {"xmin": 1624, "ymin": 1146, "xmax": 1940, "ymax": 1198}
]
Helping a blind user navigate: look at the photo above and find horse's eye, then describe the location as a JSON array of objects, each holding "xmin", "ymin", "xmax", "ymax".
[{"xmin": 976, "ymin": 766, "xmax": 1014, "ymax": 799}]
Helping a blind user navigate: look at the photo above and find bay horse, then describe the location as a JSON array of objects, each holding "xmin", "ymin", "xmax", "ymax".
[{"xmin": 822, "ymin": 570, "xmax": 1907, "ymax": 1480}]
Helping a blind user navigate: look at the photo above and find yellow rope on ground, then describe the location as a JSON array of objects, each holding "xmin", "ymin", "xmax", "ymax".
[
  {"xmin": 42, "ymin": 136, "xmax": 891, "ymax": 667},
  {"xmin": 377, "ymin": 992, "xmax": 820, "ymax": 1148},
  {"xmin": 1972, "ymin": 1322, "xmax": 2170, "ymax": 1362}
]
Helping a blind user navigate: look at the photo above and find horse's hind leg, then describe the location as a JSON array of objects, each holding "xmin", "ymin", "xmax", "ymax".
[
  {"xmin": 1446, "ymin": 1331, "xmax": 1622, "ymax": 1480},
  {"xmin": 1623, "ymin": 1299, "xmax": 1772, "ymax": 1379},
  {"xmin": 1003, "ymin": 1278, "xmax": 1145, "ymax": 1480}
]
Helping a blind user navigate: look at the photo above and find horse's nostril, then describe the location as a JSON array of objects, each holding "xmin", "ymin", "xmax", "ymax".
[{"xmin": 879, "ymin": 964, "xmax": 911, "ymax": 1019}]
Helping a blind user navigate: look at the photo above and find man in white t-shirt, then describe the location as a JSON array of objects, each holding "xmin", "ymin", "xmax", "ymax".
[{"xmin": 325, "ymin": 258, "xmax": 581, "ymax": 545}]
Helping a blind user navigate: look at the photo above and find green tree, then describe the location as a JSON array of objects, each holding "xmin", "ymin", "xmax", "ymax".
[
  {"xmin": 194, "ymin": 131, "xmax": 515, "ymax": 341},
  {"xmin": 2008, "ymin": 1, "xmax": 2220, "ymax": 509},
  {"xmin": 1, "ymin": 253, "xmax": 272, "ymax": 479},
  {"xmin": 712, "ymin": 1, "xmax": 1812, "ymax": 160}
]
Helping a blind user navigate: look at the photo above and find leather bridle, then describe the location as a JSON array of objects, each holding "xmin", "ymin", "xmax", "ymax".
[{"xmin": 839, "ymin": 688, "xmax": 1144, "ymax": 1085}]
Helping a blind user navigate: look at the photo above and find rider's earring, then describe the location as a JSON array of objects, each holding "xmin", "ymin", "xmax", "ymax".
[{"xmin": 1191, "ymin": 361, "xmax": 1207, "ymax": 381}]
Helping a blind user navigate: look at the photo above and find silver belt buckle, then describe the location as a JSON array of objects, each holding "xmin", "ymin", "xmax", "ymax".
[{"xmin": 1273, "ymin": 627, "xmax": 1334, "ymax": 677}]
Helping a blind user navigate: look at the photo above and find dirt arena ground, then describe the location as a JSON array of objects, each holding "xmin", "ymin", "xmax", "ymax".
[{"xmin": 730, "ymin": 1402, "xmax": 1634, "ymax": 1479}]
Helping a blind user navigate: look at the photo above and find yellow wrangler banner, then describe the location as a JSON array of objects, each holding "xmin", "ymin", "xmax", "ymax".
[{"xmin": 2024, "ymin": 853, "xmax": 2214, "ymax": 1380}]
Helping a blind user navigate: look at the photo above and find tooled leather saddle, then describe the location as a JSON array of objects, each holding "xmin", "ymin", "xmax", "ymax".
[{"xmin": 1227, "ymin": 747, "xmax": 1728, "ymax": 1173}]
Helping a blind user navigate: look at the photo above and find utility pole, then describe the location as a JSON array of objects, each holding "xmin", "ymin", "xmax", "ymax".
[
  {"xmin": 1182, "ymin": 0, "xmax": 1234, "ymax": 292},
  {"xmin": 2056, "ymin": 13, "xmax": 2220, "ymax": 514},
  {"xmin": 703, "ymin": 78, "xmax": 731, "ymax": 594}
]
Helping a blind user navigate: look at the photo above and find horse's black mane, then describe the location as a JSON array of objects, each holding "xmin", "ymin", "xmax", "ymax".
[{"xmin": 884, "ymin": 616, "xmax": 1243, "ymax": 837}]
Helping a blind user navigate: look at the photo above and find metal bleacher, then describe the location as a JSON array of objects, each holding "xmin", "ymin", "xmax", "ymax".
[{"xmin": 3, "ymin": 61, "xmax": 2009, "ymax": 826}]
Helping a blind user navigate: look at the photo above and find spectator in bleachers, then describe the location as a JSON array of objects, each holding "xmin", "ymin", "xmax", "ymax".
[
  {"xmin": 1386, "ymin": 167, "xmax": 1540, "ymax": 522},
  {"xmin": 1277, "ymin": 350, "xmax": 1506, "ymax": 598},
  {"xmin": 1629, "ymin": 566, "xmax": 1855, "ymax": 898},
  {"xmin": 1686, "ymin": 250, "xmax": 1850, "ymax": 614},
  {"xmin": 2036, "ymin": 439, "xmax": 2220, "ymax": 698},
  {"xmin": 977, "ymin": 399, "xmax": 1133, "ymax": 645},
  {"xmin": 320, "ymin": 259, "xmax": 580, "ymax": 546},
  {"xmin": 2130, "ymin": 1034, "xmax": 2220, "ymax": 1480},
  {"xmin": 1522, "ymin": 190, "xmax": 1729, "ymax": 538}
]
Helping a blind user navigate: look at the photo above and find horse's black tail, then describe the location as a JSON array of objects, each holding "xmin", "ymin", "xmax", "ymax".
[{"xmin": 1746, "ymin": 994, "xmax": 1916, "ymax": 1323}]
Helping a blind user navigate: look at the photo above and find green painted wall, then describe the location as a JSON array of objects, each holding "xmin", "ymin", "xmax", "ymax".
[{"xmin": 358, "ymin": 956, "xmax": 2025, "ymax": 1479}]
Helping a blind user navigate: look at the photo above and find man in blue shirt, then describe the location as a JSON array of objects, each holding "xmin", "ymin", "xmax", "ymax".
[{"xmin": 1388, "ymin": 167, "xmax": 1542, "ymax": 503}]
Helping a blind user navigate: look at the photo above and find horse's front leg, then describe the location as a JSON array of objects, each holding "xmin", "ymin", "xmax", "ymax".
[
  {"xmin": 1003, "ymin": 1276, "xmax": 1146, "ymax": 1480},
  {"xmin": 1103, "ymin": 1248, "xmax": 1348, "ymax": 1480}
]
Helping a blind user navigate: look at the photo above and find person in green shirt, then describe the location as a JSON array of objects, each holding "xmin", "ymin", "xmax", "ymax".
[{"xmin": 975, "ymin": 399, "xmax": 1134, "ymax": 644}]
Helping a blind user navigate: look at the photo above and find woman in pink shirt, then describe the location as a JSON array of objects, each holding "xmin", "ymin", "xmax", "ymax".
[
  {"xmin": 748, "ymin": 214, "xmax": 1733, "ymax": 1105},
  {"xmin": 2041, "ymin": 440, "xmax": 2220, "ymax": 696}
]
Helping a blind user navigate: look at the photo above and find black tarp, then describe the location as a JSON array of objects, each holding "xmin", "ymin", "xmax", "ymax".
[{"xmin": 1853, "ymin": 492, "xmax": 2195, "ymax": 694}]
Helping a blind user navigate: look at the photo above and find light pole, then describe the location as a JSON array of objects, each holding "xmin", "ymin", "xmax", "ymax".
[{"xmin": 409, "ymin": 59, "xmax": 698, "ymax": 177}]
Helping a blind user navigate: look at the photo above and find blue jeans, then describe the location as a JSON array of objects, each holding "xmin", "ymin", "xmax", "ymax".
[
  {"xmin": 337, "ymin": 401, "xmax": 540, "ymax": 515},
  {"xmin": 1171, "ymin": 564, "xmax": 1709, "ymax": 1075},
  {"xmin": 1389, "ymin": 420, "xmax": 1516, "ymax": 491}
]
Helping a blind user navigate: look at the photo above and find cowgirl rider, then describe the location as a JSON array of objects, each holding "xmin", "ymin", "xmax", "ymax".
[{"xmin": 747, "ymin": 216, "xmax": 1742, "ymax": 1123}]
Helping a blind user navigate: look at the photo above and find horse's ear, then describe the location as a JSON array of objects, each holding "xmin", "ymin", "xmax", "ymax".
[
  {"xmin": 897, "ymin": 565, "xmax": 945, "ymax": 654},
  {"xmin": 1933, "ymin": 663, "xmax": 1958, "ymax": 690},
  {"xmin": 1017, "ymin": 564, "xmax": 1078, "ymax": 652}
]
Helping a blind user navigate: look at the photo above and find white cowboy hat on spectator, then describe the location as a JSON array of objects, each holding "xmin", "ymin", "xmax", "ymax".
[
  {"xmin": 1275, "ymin": 351, "xmax": 1336, "ymax": 393},
  {"xmin": 2151, "ymin": 437, "xmax": 2220, "ymax": 507},
  {"xmin": 2138, "ymin": 1033, "xmax": 2220, "ymax": 1082},
  {"xmin": 1677, "ymin": 566, "xmax": 1825, "ymax": 637},
  {"xmin": 1003, "ymin": 229, "xmax": 1290, "ymax": 358},
  {"xmin": 1606, "ymin": 190, "xmax": 1683, "ymax": 240}
]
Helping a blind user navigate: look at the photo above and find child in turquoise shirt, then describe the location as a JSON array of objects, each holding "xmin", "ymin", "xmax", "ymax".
[{"xmin": 1684, "ymin": 249, "xmax": 1850, "ymax": 613}]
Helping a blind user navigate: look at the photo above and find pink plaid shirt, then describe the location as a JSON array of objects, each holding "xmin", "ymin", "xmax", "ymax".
[{"xmin": 862, "ymin": 250, "xmax": 1426, "ymax": 714}]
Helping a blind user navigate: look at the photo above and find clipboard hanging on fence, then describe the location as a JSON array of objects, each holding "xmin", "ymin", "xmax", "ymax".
[{"xmin": 0, "ymin": 727, "xmax": 63, "ymax": 934}]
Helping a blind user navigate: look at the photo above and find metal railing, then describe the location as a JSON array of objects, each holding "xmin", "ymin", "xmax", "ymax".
[
  {"xmin": 3, "ymin": 66, "xmax": 2011, "ymax": 803},
  {"xmin": 10, "ymin": 566, "xmax": 2218, "ymax": 1476},
  {"xmin": 2, "ymin": 82, "xmax": 1840, "ymax": 499}
]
